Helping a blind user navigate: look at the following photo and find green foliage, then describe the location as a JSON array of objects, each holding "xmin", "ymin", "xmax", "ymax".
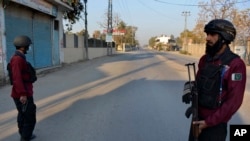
[
  {"xmin": 148, "ymin": 36, "xmax": 157, "ymax": 47},
  {"xmin": 112, "ymin": 21, "xmax": 138, "ymax": 47},
  {"xmin": 117, "ymin": 21, "xmax": 127, "ymax": 30},
  {"xmin": 64, "ymin": 1, "xmax": 84, "ymax": 31},
  {"xmin": 157, "ymin": 43, "xmax": 162, "ymax": 51}
]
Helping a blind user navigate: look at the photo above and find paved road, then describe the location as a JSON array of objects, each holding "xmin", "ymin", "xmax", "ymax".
[{"xmin": 0, "ymin": 49, "xmax": 249, "ymax": 141}]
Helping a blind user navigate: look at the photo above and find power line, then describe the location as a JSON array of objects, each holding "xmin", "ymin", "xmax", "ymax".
[
  {"xmin": 116, "ymin": 0, "xmax": 126, "ymax": 19},
  {"xmin": 136, "ymin": 0, "xmax": 177, "ymax": 21},
  {"xmin": 122, "ymin": 0, "xmax": 133, "ymax": 25},
  {"xmin": 154, "ymin": 0, "xmax": 250, "ymax": 6}
]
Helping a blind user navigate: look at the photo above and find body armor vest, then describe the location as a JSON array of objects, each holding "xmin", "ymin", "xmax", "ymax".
[{"xmin": 197, "ymin": 51, "xmax": 238, "ymax": 109}]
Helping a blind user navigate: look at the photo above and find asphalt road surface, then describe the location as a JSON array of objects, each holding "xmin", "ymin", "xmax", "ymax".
[{"xmin": 1, "ymin": 48, "xmax": 249, "ymax": 141}]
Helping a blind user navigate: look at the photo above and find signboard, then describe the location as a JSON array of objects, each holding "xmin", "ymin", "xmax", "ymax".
[
  {"xmin": 103, "ymin": 29, "xmax": 126, "ymax": 36},
  {"xmin": 11, "ymin": 0, "xmax": 57, "ymax": 16},
  {"xmin": 112, "ymin": 32, "xmax": 125, "ymax": 35},
  {"xmin": 106, "ymin": 33, "xmax": 113, "ymax": 42}
]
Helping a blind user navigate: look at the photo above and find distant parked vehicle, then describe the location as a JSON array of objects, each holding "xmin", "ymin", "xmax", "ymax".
[
  {"xmin": 174, "ymin": 45, "xmax": 181, "ymax": 51},
  {"xmin": 166, "ymin": 39, "xmax": 178, "ymax": 51}
]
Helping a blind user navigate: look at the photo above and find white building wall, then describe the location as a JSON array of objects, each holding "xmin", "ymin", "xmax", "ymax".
[
  {"xmin": 156, "ymin": 35, "xmax": 170, "ymax": 44},
  {"xmin": 88, "ymin": 48, "xmax": 116, "ymax": 60},
  {"xmin": 62, "ymin": 34, "xmax": 85, "ymax": 64},
  {"xmin": 57, "ymin": 11, "xmax": 66, "ymax": 64},
  {"xmin": 62, "ymin": 34, "xmax": 117, "ymax": 64}
]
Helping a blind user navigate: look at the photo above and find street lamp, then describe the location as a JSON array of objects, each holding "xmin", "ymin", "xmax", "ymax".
[{"xmin": 84, "ymin": 0, "xmax": 89, "ymax": 60}]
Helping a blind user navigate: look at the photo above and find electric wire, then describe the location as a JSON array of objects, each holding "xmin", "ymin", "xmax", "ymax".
[
  {"xmin": 135, "ymin": 0, "xmax": 178, "ymax": 21},
  {"xmin": 154, "ymin": 0, "xmax": 250, "ymax": 6}
]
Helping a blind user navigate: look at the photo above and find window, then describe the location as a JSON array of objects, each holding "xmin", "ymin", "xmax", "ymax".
[
  {"xmin": 74, "ymin": 34, "xmax": 78, "ymax": 48},
  {"xmin": 54, "ymin": 20, "xmax": 59, "ymax": 30}
]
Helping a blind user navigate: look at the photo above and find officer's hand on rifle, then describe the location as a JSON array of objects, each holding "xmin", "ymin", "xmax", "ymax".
[{"xmin": 193, "ymin": 120, "xmax": 208, "ymax": 135}]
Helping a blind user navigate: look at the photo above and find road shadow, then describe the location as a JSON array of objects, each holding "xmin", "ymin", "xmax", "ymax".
[
  {"xmin": 0, "ymin": 49, "xmax": 247, "ymax": 141},
  {"xmin": 31, "ymin": 79, "xmax": 191, "ymax": 141},
  {"xmin": 1, "ymin": 78, "xmax": 246, "ymax": 141}
]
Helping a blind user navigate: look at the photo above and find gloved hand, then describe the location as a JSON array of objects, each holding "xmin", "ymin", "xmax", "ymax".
[{"xmin": 182, "ymin": 81, "xmax": 195, "ymax": 104}]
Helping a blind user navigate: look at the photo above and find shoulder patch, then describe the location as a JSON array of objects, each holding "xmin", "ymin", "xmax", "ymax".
[{"xmin": 231, "ymin": 73, "xmax": 242, "ymax": 81}]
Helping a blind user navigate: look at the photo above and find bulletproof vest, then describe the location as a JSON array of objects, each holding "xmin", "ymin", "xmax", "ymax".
[
  {"xmin": 7, "ymin": 53, "xmax": 37, "ymax": 85},
  {"xmin": 197, "ymin": 51, "xmax": 238, "ymax": 109}
]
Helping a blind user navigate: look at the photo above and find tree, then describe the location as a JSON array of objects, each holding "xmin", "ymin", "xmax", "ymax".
[
  {"xmin": 112, "ymin": 21, "xmax": 127, "ymax": 47},
  {"xmin": 74, "ymin": 29, "xmax": 90, "ymax": 38},
  {"xmin": 193, "ymin": 0, "xmax": 238, "ymax": 43},
  {"xmin": 98, "ymin": 13, "xmax": 122, "ymax": 30},
  {"xmin": 97, "ymin": 12, "xmax": 138, "ymax": 47},
  {"xmin": 232, "ymin": 8, "xmax": 250, "ymax": 64},
  {"xmin": 64, "ymin": 1, "xmax": 84, "ymax": 31},
  {"xmin": 198, "ymin": 0, "xmax": 237, "ymax": 19},
  {"xmin": 124, "ymin": 26, "xmax": 138, "ymax": 46},
  {"xmin": 179, "ymin": 29, "xmax": 197, "ymax": 45},
  {"xmin": 93, "ymin": 30, "xmax": 101, "ymax": 39},
  {"xmin": 175, "ymin": 37, "xmax": 183, "ymax": 47},
  {"xmin": 232, "ymin": 8, "xmax": 250, "ymax": 45},
  {"xmin": 148, "ymin": 37, "xmax": 157, "ymax": 47},
  {"xmin": 100, "ymin": 33, "xmax": 106, "ymax": 41},
  {"xmin": 192, "ymin": 11, "xmax": 207, "ymax": 44},
  {"xmin": 194, "ymin": 0, "xmax": 250, "ymax": 45}
]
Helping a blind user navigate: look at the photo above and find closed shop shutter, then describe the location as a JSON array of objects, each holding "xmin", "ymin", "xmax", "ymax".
[
  {"xmin": 33, "ymin": 13, "xmax": 52, "ymax": 68},
  {"xmin": 5, "ymin": 5, "xmax": 34, "ymax": 64},
  {"xmin": 5, "ymin": 3, "xmax": 53, "ymax": 69}
]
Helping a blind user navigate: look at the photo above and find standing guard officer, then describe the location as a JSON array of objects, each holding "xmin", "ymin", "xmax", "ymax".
[
  {"xmin": 188, "ymin": 19, "xmax": 247, "ymax": 141},
  {"xmin": 9, "ymin": 35, "xmax": 37, "ymax": 141}
]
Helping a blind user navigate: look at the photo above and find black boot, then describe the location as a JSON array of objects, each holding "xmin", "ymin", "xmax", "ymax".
[{"xmin": 20, "ymin": 134, "xmax": 36, "ymax": 141}]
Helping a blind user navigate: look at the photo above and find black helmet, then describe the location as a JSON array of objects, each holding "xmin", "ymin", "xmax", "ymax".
[
  {"xmin": 204, "ymin": 19, "xmax": 236, "ymax": 43},
  {"xmin": 13, "ymin": 35, "xmax": 32, "ymax": 47}
]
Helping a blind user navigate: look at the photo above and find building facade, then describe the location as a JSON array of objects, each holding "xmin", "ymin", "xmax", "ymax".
[
  {"xmin": 0, "ymin": 0, "xmax": 74, "ymax": 85},
  {"xmin": 155, "ymin": 35, "xmax": 171, "ymax": 45}
]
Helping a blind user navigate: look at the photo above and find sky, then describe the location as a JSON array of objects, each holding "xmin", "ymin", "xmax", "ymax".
[{"xmin": 69, "ymin": 0, "xmax": 250, "ymax": 46}]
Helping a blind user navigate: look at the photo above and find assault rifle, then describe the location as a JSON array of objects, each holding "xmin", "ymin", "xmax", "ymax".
[{"xmin": 182, "ymin": 63, "xmax": 199, "ymax": 140}]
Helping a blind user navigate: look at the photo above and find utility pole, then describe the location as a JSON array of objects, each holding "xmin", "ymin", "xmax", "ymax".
[
  {"xmin": 84, "ymin": 0, "xmax": 89, "ymax": 59},
  {"xmin": 107, "ymin": 0, "xmax": 113, "ymax": 56},
  {"xmin": 182, "ymin": 11, "xmax": 190, "ymax": 52}
]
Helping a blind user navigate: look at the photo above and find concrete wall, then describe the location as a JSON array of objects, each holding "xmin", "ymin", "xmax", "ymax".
[
  {"xmin": 117, "ymin": 43, "xmax": 135, "ymax": 52},
  {"xmin": 62, "ymin": 34, "xmax": 85, "ymax": 64},
  {"xmin": 62, "ymin": 34, "xmax": 116, "ymax": 64},
  {"xmin": 0, "ymin": 32, "xmax": 117, "ymax": 85},
  {"xmin": 186, "ymin": 44, "xmax": 205, "ymax": 57},
  {"xmin": 186, "ymin": 43, "xmax": 248, "ymax": 60},
  {"xmin": 62, "ymin": 47, "xmax": 85, "ymax": 64},
  {"xmin": 88, "ymin": 48, "xmax": 112, "ymax": 60}
]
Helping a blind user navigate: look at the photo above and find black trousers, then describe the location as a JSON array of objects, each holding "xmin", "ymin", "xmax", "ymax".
[
  {"xmin": 188, "ymin": 122, "xmax": 227, "ymax": 141},
  {"xmin": 13, "ymin": 97, "xmax": 36, "ymax": 140}
]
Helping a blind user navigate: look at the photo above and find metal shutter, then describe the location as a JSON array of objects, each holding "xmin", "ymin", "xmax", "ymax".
[
  {"xmin": 5, "ymin": 5, "xmax": 34, "ymax": 64},
  {"xmin": 33, "ymin": 13, "xmax": 52, "ymax": 68}
]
